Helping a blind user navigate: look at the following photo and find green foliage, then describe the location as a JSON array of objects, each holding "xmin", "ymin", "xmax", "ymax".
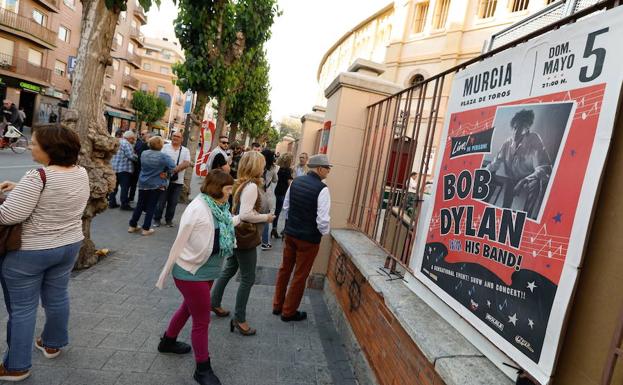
[
  {"xmin": 173, "ymin": 0, "xmax": 279, "ymax": 119},
  {"xmin": 131, "ymin": 91, "xmax": 167, "ymax": 126},
  {"xmin": 277, "ymin": 116, "xmax": 302, "ymax": 141},
  {"xmin": 266, "ymin": 125, "xmax": 280, "ymax": 149}
]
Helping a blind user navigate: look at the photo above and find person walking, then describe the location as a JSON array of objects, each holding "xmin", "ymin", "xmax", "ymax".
[
  {"xmin": 272, "ymin": 154, "xmax": 332, "ymax": 322},
  {"xmin": 109, "ymin": 130, "xmax": 138, "ymax": 210},
  {"xmin": 273, "ymin": 153, "xmax": 294, "ymax": 238},
  {"xmin": 229, "ymin": 142, "xmax": 243, "ymax": 179},
  {"xmin": 206, "ymin": 135, "xmax": 229, "ymax": 171},
  {"xmin": 0, "ymin": 126, "xmax": 89, "ymax": 381},
  {"xmin": 128, "ymin": 136, "xmax": 178, "ymax": 236},
  {"xmin": 294, "ymin": 152, "xmax": 309, "ymax": 177},
  {"xmin": 154, "ymin": 131, "xmax": 191, "ymax": 227},
  {"xmin": 156, "ymin": 170, "xmax": 239, "ymax": 385},
  {"xmin": 210, "ymin": 151, "xmax": 275, "ymax": 336},
  {"xmin": 2, "ymin": 100, "xmax": 22, "ymax": 133},
  {"xmin": 129, "ymin": 129, "xmax": 151, "ymax": 202},
  {"xmin": 260, "ymin": 149, "xmax": 278, "ymax": 250}
]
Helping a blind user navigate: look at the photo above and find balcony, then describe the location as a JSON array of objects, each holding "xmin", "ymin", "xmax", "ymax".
[
  {"xmin": 111, "ymin": 39, "xmax": 120, "ymax": 51},
  {"xmin": 127, "ymin": 52, "xmax": 141, "ymax": 68},
  {"xmin": 130, "ymin": 27, "xmax": 144, "ymax": 47},
  {"xmin": 123, "ymin": 75, "xmax": 139, "ymax": 90},
  {"xmin": 103, "ymin": 90, "xmax": 112, "ymax": 103},
  {"xmin": 0, "ymin": 52, "xmax": 51, "ymax": 84},
  {"xmin": 134, "ymin": 6, "xmax": 147, "ymax": 25},
  {"xmin": 119, "ymin": 97, "xmax": 133, "ymax": 110},
  {"xmin": 105, "ymin": 66, "xmax": 114, "ymax": 78},
  {"xmin": 34, "ymin": 0, "xmax": 60, "ymax": 13},
  {"xmin": 0, "ymin": 7, "xmax": 57, "ymax": 49}
]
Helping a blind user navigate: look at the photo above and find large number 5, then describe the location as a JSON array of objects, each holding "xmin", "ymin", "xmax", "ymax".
[{"xmin": 579, "ymin": 28, "xmax": 609, "ymax": 83}]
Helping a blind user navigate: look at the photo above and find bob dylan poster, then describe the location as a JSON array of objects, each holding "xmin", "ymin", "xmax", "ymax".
[{"xmin": 420, "ymin": 83, "xmax": 606, "ymax": 363}]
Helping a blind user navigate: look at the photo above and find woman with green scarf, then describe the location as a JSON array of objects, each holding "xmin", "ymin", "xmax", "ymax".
[{"xmin": 155, "ymin": 170, "xmax": 238, "ymax": 385}]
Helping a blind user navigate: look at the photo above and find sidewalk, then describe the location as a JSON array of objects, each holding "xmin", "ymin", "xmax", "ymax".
[{"xmin": 0, "ymin": 188, "xmax": 356, "ymax": 385}]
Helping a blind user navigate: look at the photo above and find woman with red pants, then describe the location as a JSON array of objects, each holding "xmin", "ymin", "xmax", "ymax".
[{"xmin": 156, "ymin": 170, "xmax": 239, "ymax": 385}]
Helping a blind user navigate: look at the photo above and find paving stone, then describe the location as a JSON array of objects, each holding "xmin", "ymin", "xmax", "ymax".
[
  {"xmin": 60, "ymin": 369, "xmax": 121, "ymax": 385},
  {"xmin": 102, "ymin": 351, "xmax": 157, "ymax": 373},
  {"xmin": 94, "ymin": 316, "xmax": 140, "ymax": 334},
  {"xmin": 6, "ymin": 366, "xmax": 73, "ymax": 385},
  {"xmin": 278, "ymin": 363, "xmax": 318, "ymax": 384},
  {"xmin": 97, "ymin": 331, "xmax": 150, "ymax": 351},
  {"xmin": 58, "ymin": 347, "xmax": 117, "ymax": 370}
]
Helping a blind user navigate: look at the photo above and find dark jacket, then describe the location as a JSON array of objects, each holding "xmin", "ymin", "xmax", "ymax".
[
  {"xmin": 275, "ymin": 167, "xmax": 293, "ymax": 196},
  {"xmin": 3, "ymin": 104, "xmax": 21, "ymax": 126},
  {"xmin": 284, "ymin": 173, "xmax": 325, "ymax": 244}
]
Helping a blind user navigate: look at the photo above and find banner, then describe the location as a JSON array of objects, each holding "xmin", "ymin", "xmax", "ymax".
[
  {"xmin": 195, "ymin": 120, "xmax": 215, "ymax": 177},
  {"xmin": 410, "ymin": 7, "xmax": 623, "ymax": 384}
]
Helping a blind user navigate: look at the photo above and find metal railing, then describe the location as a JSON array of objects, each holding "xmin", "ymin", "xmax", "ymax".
[
  {"xmin": 0, "ymin": 7, "xmax": 57, "ymax": 47},
  {"xmin": 119, "ymin": 98, "xmax": 132, "ymax": 109},
  {"xmin": 127, "ymin": 52, "xmax": 141, "ymax": 68},
  {"xmin": 348, "ymin": 0, "xmax": 621, "ymax": 273},
  {"xmin": 103, "ymin": 90, "xmax": 112, "ymax": 103},
  {"xmin": 134, "ymin": 6, "xmax": 146, "ymax": 23},
  {"xmin": 34, "ymin": 0, "xmax": 60, "ymax": 11},
  {"xmin": 130, "ymin": 27, "xmax": 144, "ymax": 46},
  {"xmin": 0, "ymin": 52, "xmax": 51, "ymax": 83},
  {"xmin": 123, "ymin": 75, "xmax": 139, "ymax": 90}
]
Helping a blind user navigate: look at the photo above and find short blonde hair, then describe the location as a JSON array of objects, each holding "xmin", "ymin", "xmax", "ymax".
[
  {"xmin": 148, "ymin": 136, "xmax": 164, "ymax": 151},
  {"xmin": 277, "ymin": 153, "xmax": 293, "ymax": 168},
  {"xmin": 237, "ymin": 150, "xmax": 265, "ymax": 183}
]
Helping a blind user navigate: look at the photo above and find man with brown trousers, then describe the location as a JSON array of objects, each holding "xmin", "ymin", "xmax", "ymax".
[{"xmin": 272, "ymin": 154, "xmax": 332, "ymax": 322}]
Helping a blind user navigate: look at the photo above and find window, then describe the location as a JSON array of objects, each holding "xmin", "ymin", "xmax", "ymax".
[
  {"xmin": 143, "ymin": 62, "xmax": 151, "ymax": 70},
  {"xmin": 121, "ymin": 89, "xmax": 128, "ymax": 99},
  {"xmin": 128, "ymin": 42, "xmax": 134, "ymax": 55},
  {"xmin": 58, "ymin": 26, "xmax": 70, "ymax": 42},
  {"xmin": 109, "ymin": 84, "xmax": 117, "ymax": 95},
  {"xmin": 410, "ymin": 74, "xmax": 425, "ymax": 86},
  {"xmin": 157, "ymin": 86, "xmax": 166, "ymax": 95},
  {"xmin": 140, "ymin": 83, "xmax": 148, "ymax": 91},
  {"xmin": 145, "ymin": 49, "xmax": 155, "ymax": 56},
  {"xmin": 63, "ymin": 0, "xmax": 75, "ymax": 7},
  {"xmin": 546, "ymin": 0, "xmax": 557, "ymax": 3},
  {"xmin": 412, "ymin": 1, "xmax": 429, "ymax": 33},
  {"xmin": 1, "ymin": 0, "xmax": 19, "ymax": 13},
  {"xmin": 113, "ymin": 59, "xmax": 120, "ymax": 70},
  {"xmin": 161, "ymin": 50, "xmax": 171, "ymax": 60},
  {"xmin": 116, "ymin": 33, "xmax": 123, "ymax": 46},
  {"xmin": 0, "ymin": 37, "xmax": 14, "ymax": 64},
  {"xmin": 27, "ymin": 49, "xmax": 42, "ymax": 66},
  {"xmin": 432, "ymin": 0, "xmax": 450, "ymax": 29},
  {"xmin": 124, "ymin": 65, "xmax": 130, "ymax": 76},
  {"xmin": 131, "ymin": 20, "xmax": 137, "ymax": 29},
  {"xmin": 54, "ymin": 60, "xmax": 66, "ymax": 76},
  {"xmin": 477, "ymin": 0, "xmax": 497, "ymax": 18},
  {"xmin": 32, "ymin": 9, "xmax": 46, "ymax": 26},
  {"xmin": 160, "ymin": 66, "xmax": 169, "ymax": 74},
  {"xmin": 120, "ymin": 11, "xmax": 127, "ymax": 21},
  {"xmin": 509, "ymin": 0, "xmax": 529, "ymax": 12}
]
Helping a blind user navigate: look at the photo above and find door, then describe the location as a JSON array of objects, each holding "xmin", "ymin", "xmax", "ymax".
[{"xmin": 18, "ymin": 91, "xmax": 36, "ymax": 127}]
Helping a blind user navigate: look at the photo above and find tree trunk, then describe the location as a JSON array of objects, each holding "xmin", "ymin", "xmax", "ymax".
[
  {"xmin": 228, "ymin": 122, "xmax": 238, "ymax": 144},
  {"xmin": 180, "ymin": 91, "xmax": 208, "ymax": 203},
  {"xmin": 213, "ymin": 99, "xmax": 227, "ymax": 149},
  {"xmin": 69, "ymin": 0, "xmax": 120, "ymax": 269},
  {"xmin": 240, "ymin": 130, "xmax": 248, "ymax": 146}
]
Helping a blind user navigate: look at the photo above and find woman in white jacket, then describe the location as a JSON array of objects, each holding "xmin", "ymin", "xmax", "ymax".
[{"xmin": 156, "ymin": 170, "xmax": 238, "ymax": 385}]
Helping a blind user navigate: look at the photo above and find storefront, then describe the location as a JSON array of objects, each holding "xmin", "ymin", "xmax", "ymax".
[
  {"xmin": 104, "ymin": 108, "xmax": 136, "ymax": 135},
  {"xmin": 0, "ymin": 75, "xmax": 45, "ymax": 127}
]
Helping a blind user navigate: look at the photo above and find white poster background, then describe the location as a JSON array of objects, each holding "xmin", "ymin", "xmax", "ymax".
[{"xmin": 409, "ymin": 6, "xmax": 623, "ymax": 384}]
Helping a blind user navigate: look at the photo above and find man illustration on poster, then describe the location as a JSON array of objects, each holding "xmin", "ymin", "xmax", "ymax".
[{"xmin": 486, "ymin": 109, "xmax": 552, "ymax": 219}]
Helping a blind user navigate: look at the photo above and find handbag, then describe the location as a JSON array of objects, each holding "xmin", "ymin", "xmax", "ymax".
[
  {"xmin": 170, "ymin": 147, "xmax": 182, "ymax": 182},
  {"xmin": 232, "ymin": 180, "xmax": 262, "ymax": 250},
  {"xmin": 0, "ymin": 168, "xmax": 46, "ymax": 257}
]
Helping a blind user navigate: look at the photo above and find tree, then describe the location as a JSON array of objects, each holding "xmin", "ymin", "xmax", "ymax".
[
  {"xmin": 226, "ymin": 48, "xmax": 271, "ymax": 144},
  {"xmin": 277, "ymin": 115, "xmax": 302, "ymax": 141},
  {"xmin": 132, "ymin": 91, "xmax": 167, "ymax": 130},
  {"xmin": 68, "ymin": 0, "xmax": 159, "ymax": 269}
]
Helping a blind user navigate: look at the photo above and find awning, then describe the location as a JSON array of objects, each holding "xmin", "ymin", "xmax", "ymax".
[{"xmin": 104, "ymin": 108, "xmax": 135, "ymax": 121}]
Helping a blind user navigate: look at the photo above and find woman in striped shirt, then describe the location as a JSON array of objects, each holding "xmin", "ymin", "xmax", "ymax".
[{"xmin": 0, "ymin": 126, "xmax": 89, "ymax": 381}]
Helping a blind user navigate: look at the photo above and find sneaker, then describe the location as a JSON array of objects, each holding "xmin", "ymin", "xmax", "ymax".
[
  {"xmin": 0, "ymin": 363, "xmax": 30, "ymax": 381},
  {"xmin": 281, "ymin": 311, "xmax": 307, "ymax": 322},
  {"xmin": 35, "ymin": 338, "xmax": 61, "ymax": 359},
  {"xmin": 153, "ymin": 220, "xmax": 161, "ymax": 228},
  {"xmin": 165, "ymin": 222, "xmax": 174, "ymax": 228},
  {"xmin": 142, "ymin": 229, "xmax": 155, "ymax": 236},
  {"xmin": 128, "ymin": 226, "xmax": 140, "ymax": 233},
  {"xmin": 261, "ymin": 243, "xmax": 272, "ymax": 250}
]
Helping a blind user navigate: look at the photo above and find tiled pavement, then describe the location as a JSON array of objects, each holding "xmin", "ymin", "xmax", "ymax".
[{"xmin": 0, "ymin": 188, "xmax": 357, "ymax": 385}]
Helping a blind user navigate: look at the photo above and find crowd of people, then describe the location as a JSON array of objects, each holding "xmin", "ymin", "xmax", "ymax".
[{"xmin": 0, "ymin": 125, "xmax": 331, "ymax": 385}]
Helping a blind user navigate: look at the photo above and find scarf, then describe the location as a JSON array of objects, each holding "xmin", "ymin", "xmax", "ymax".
[{"xmin": 200, "ymin": 193, "xmax": 235, "ymax": 257}]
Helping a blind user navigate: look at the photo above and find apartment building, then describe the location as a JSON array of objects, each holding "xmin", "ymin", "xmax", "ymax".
[
  {"xmin": 103, "ymin": 0, "xmax": 147, "ymax": 134},
  {"xmin": 0, "ymin": 0, "xmax": 81, "ymax": 127},
  {"xmin": 134, "ymin": 36, "xmax": 185, "ymax": 137}
]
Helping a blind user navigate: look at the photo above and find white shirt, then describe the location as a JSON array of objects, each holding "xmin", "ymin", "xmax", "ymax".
[
  {"xmin": 162, "ymin": 144, "xmax": 191, "ymax": 184},
  {"xmin": 282, "ymin": 185, "xmax": 331, "ymax": 236},
  {"xmin": 408, "ymin": 177, "xmax": 418, "ymax": 193},
  {"xmin": 156, "ymin": 196, "xmax": 240, "ymax": 289},
  {"xmin": 206, "ymin": 146, "xmax": 228, "ymax": 171}
]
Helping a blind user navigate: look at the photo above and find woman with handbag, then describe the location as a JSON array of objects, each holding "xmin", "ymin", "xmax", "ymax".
[
  {"xmin": 210, "ymin": 151, "xmax": 275, "ymax": 336},
  {"xmin": 156, "ymin": 170, "xmax": 238, "ymax": 385},
  {"xmin": 260, "ymin": 149, "xmax": 278, "ymax": 250},
  {"xmin": 128, "ymin": 136, "xmax": 178, "ymax": 236},
  {"xmin": 0, "ymin": 126, "xmax": 89, "ymax": 381}
]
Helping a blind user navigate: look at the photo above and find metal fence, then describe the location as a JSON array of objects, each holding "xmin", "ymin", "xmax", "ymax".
[{"xmin": 348, "ymin": 0, "xmax": 621, "ymax": 273}]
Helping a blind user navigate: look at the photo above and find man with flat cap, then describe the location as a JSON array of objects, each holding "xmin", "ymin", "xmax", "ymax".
[{"xmin": 272, "ymin": 154, "xmax": 332, "ymax": 322}]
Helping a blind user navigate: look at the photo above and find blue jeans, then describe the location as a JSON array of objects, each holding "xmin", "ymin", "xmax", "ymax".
[
  {"xmin": 109, "ymin": 171, "xmax": 133, "ymax": 207},
  {"xmin": 0, "ymin": 241, "xmax": 81, "ymax": 371},
  {"xmin": 155, "ymin": 183, "xmax": 183, "ymax": 223},
  {"xmin": 130, "ymin": 189, "xmax": 162, "ymax": 230}
]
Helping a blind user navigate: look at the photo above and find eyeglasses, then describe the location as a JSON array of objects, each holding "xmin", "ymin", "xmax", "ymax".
[
  {"xmin": 321, "ymin": 166, "xmax": 331, "ymax": 170},
  {"xmin": 220, "ymin": 141, "xmax": 229, "ymax": 145}
]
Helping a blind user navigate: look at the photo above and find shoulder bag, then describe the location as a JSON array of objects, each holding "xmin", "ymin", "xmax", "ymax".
[
  {"xmin": 232, "ymin": 180, "xmax": 262, "ymax": 250},
  {"xmin": 0, "ymin": 168, "xmax": 46, "ymax": 256}
]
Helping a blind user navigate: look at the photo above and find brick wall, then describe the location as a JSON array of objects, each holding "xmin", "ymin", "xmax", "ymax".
[{"xmin": 327, "ymin": 242, "xmax": 446, "ymax": 385}]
